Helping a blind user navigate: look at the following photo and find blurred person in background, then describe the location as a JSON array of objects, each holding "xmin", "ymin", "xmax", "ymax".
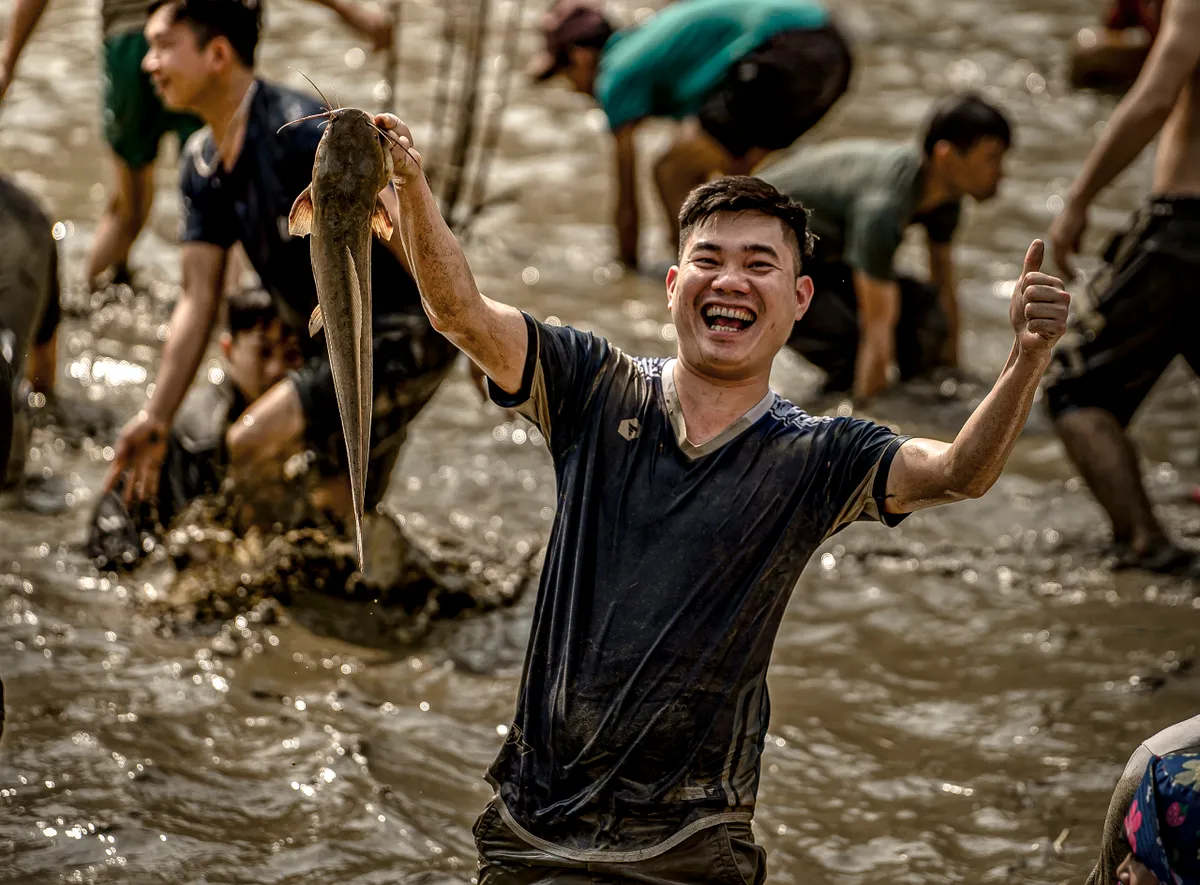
[
  {"xmin": 1047, "ymin": 0, "xmax": 1200, "ymax": 577},
  {"xmin": 0, "ymin": 0, "xmax": 393, "ymax": 291},
  {"xmin": 104, "ymin": 0, "xmax": 456, "ymax": 574},
  {"xmin": 759, "ymin": 93, "xmax": 1012, "ymax": 402},
  {"xmin": 88, "ymin": 287, "xmax": 303, "ymax": 568},
  {"xmin": 531, "ymin": 0, "xmax": 850, "ymax": 270},
  {"xmin": 1069, "ymin": 0, "xmax": 1161, "ymax": 93},
  {"xmin": 0, "ymin": 173, "xmax": 61, "ymax": 487}
]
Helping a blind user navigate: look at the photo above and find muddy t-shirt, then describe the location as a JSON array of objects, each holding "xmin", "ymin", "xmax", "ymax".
[
  {"xmin": 485, "ymin": 314, "xmax": 909, "ymax": 858},
  {"xmin": 1086, "ymin": 714, "xmax": 1200, "ymax": 885},
  {"xmin": 759, "ymin": 139, "xmax": 961, "ymax": 279},
  {"xmin": 178, "ymin": 79, "xmax": 425, "ymax": 360}
]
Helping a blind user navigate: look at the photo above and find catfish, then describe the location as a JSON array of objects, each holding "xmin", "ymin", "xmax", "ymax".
[{"xmin": 286, "ymin": 106, "xmax": 397, "ymax": 570}]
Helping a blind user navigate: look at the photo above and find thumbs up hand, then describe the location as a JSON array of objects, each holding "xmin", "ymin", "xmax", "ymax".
[{"xmin": 1010, "ymin": 239, "xmax": 1071, "ymax": 358}]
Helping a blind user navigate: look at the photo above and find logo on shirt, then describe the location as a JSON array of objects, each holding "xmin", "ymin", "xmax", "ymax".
[{"xmin": 617, "ymin": 418, "xmax": 640, "ymax": 441}]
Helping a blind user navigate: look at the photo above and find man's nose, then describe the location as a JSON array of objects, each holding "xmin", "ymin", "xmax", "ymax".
[
  {"xmin": 711, "ymin": 264, "xmax": 750, "ymax": 293},
  {"xmin": 142, "ymin": 50, "xmax": 156, "ymax": 73}
]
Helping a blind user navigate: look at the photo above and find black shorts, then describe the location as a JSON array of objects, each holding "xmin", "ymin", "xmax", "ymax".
[
  {"xmin": 697, "ymin": 24, "xmax": 853, "ymax": 159},
  {"xmin": 785, "ymin": 258, "xmax": 948, "ymax": 392},
  {"xmin": 291, "ymin": 311, "xmax": 457, "ymax": 508},
  {"xmin": 1045, "ymin": 197, "xmax": 1200, "ymax": 426}
]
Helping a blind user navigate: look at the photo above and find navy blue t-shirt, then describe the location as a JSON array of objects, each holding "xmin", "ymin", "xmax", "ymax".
[
  {"xmin": 178, "ymin": 80, "xmax": 425, "ymax": 357},
  {"xmin": 486, "ymin": 314, "xmax": 909, "ymax": 860}
]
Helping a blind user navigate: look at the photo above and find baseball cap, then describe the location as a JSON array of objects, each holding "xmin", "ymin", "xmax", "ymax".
[
  {"xmin": 529, "ymin": 0, "xmax": 613, "ymax": 81},
  {"xmin": 1125, "ymin": 752, "xmax": 1200, "ymax": 885}
]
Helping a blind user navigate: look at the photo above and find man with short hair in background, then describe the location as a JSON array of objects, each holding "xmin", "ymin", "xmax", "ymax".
[{"xmin": 759, "ymin": 93, "xmax": 1012, "ymax": 402}]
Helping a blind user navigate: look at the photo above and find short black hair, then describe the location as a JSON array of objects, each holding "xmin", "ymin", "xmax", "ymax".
[
  {"xmin": 678, "ymin": 176, "xmax": 814, "ymax": 275},
  {"xmin": 148, "ymin": 0, "xmax": 261, "ymax": 68},
  {"xmin": 226, "ymin": 287, "xmax": 281, "ymax": 335},
  {"xmin": 922, "ymin": 93, "xmax": 1013, "ymax": 156}
]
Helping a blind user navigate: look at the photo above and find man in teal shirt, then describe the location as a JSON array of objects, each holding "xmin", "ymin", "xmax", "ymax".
[{"xmin": 531, "ymin": 0, "xmax": 850, "ymax": 269}]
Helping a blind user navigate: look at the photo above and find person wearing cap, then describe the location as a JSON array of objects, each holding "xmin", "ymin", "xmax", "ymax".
[
  {"xmin": 0, "ymin": 0, "xmax": 393, "ymax": 292},
  {"xmin": 532, "ymin": 0, "xmax": 850, "ymax": 270},
  {"xmin": 1085, "ymin": 715, "xmax": 1200, "ymax": 885}
]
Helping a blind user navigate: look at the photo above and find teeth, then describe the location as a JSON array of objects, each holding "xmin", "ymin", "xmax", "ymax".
[{"xmin": 703, "ymin": 305, "xmax": 755, "ymax": 322}]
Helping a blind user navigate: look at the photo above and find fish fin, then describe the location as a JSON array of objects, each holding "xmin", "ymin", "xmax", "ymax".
[
  {"xmin": 288, "ymin": 185, "xmax": 314, "ymax": 237},
  {"xmin": 308, "ymin": 304, "xmax": 324, "ymax": 336},
  {"xmin": 370, "ymin": 195, "xmax": 394, "ymax": 240}
]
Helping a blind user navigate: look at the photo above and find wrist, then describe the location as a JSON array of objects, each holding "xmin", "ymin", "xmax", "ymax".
[{"xmin": 1013, "ymin": 343, "xmax": 1053, "ymax": 373}]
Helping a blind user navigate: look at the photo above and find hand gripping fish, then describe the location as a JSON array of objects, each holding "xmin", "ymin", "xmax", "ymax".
[{"xmin": 286, "ymin": 106, "xmax": 397, "ymax": 570}]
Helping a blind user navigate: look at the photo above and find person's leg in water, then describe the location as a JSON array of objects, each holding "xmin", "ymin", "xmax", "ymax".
[
  {"xmin": 95, "ymin": 30, "xmax": 202, "ymax": 288},
  {"xmin": 1045, "ymin": 209, "xmax": 1200, "ymax": 574}
]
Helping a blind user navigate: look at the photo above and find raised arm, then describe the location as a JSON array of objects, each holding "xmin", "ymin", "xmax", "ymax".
[
  {"xmin": 374, "ymin": 113, "xmax": 529, "ymax": 394},
  {"xmin": 883, "ymin": 240, "xmax": 1069, "ymax": 513},
  {"xmin": 0, "ymin": 0, "xmax": 51, "ymax": 104},
  {"xmin": 1051, "ymin": 0, "xmax": 1200, "ymax": 278}
]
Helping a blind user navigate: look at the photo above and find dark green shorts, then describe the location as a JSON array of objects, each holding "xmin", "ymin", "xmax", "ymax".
[{"xmin": 102, "ymin": 31, "xmax": 203, "ymax": 169}]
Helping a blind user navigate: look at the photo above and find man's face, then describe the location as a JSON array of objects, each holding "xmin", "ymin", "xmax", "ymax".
[
  {"xmin": 949, "ymin": 135, "xmax": 1007, "ymax": 201},
  {"xmin": 666, "ymin": 211, "xmax": 813, "ymax": 383},
  {"xmin": 562, "ymin": 46, "xmax": 599, "ymax": 95},
  {"xmin": 221, "ymin": 319, "xmax": 303, "ymax": 402},
  {"xmin": 142, "ymin": 6, "xmax": 220, "ymax": 111},
  {"xmin": 1116, "ymin": 852, "xmax": 1162, "ymax": 885}
]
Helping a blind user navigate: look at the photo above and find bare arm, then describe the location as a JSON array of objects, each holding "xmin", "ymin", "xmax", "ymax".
[
  {"xmin": 884, "ymin": 240, "xmax": 1070, "ymax": 513},
  {"xmin": 308, "ymin": 0, "xmax": 393, "ymax": 50},
  {"xmin": 851, "ymin": 270, "xmax": 900, "ymax": 402},
  {"xmin": 104, "ymin": 243, "xmax": 226, "ymax": 501},
  {"xmin": 927, "ymin": 241, "xmax": 958, "ymax": 366},
  {"xmin": 148, "ymin": 244, "xmax": 227, "ymax": 424},
  {"xmin": 613, "ymin": 124, "xmax": 640, "ymax": 269},
  {"xmin": 1070, "ymin": 0, "xmax": 1200, "ymax": 206},
  {"xmin": 0, "ymin": 0, "xmax": 51, "ymax": 99},
  {"xmin": 1052, "ymin": 0, "xmax": 1200, "ymax": 276},
  {"xmin": 375, "ymin": 114, "xmax": 529, "ymax": 394}
]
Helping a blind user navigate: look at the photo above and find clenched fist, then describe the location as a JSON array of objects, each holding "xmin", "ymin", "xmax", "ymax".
[
  {"xmin": 1010, "ymin": 239, "xmax": 1070, "ymax": 358},
  {"xmin": 373, "ymin": 113, "xmax": 423, "ymax": 185}
]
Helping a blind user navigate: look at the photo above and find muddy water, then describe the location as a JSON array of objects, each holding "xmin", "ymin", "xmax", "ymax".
[{"xmin": 2, "ymin": 0, "xmax": 1200, "ymax": 882}]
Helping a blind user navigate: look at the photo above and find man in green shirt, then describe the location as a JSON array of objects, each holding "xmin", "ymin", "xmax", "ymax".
[
  {"xmin": 531, "ymin": 0, "xmax": 851, "ymax": 270},
  {"xmin": 0, "ymin": 0, "xmax": 392, "ymax": 290},
  {"xmin": 759, "ymin": 93, "xmax": 1012, "ymax": 401}
]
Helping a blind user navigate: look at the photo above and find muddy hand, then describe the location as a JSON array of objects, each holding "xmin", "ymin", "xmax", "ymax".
[
  {"xmin": 104, "ymin": 410, "xmax": 169, "ymax": 506},
  {"xmin": 1010, "ymin": 239, "xmax": 1070, "ymax": 357},
  {"xmin": 373, "ymin": 114, "xmax": 422, "ymax": 183}
]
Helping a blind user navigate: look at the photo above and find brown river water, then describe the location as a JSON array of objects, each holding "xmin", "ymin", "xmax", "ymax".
[{"xmin": 2, "ymin": 0, "xmax": 1200, "ymax": 882}]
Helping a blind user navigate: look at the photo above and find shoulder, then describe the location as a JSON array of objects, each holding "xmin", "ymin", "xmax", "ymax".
[
  {"xmin": 1143, "ymin": 713, "xmax": 1200, "ymax": 757},
  {"xmin": 253, "ymin": 80, "xmax": 326, "ymax": 152}
]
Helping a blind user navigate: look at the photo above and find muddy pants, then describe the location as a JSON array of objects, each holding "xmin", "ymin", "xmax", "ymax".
[
  {"xmin": 473, "ymin": 800, "xmax": 766, "ymax": 885},
  {"xmin": 1046, "ymin": 196, "xmax": 1200, "ymax": 425},
  {"xmin": 785, "ymin": 258, "xmax": 948, "ymax": 393}
]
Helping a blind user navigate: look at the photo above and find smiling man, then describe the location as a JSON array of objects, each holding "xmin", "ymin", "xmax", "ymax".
[{"xmin": 377, "ymin": 113, "xmax": 1069, "ymax": 882}]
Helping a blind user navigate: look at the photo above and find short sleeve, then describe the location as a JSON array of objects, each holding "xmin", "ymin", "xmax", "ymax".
[
  {"xmin": 917, "ymin": 200, "xmax": 962, "ymax": 245},
  {"xmin": 178, "ymin": 138, "xmax": 237, "ymax": 250},
  {"xmin": 818, "ymin": 416, "xmax": 910, "ymax": 539},
  {"xmin": 487, "ymin": 313, "xmax": 613, "ymax": 456},
  {"xmin": 842, "ymin": 196, "xmax": 905, "ymax": 280}
]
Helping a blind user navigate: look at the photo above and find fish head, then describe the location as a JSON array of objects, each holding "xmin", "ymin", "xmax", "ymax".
[{"xmin": 314, "ymin": 108, "xmax": 395, "ymax": 201}]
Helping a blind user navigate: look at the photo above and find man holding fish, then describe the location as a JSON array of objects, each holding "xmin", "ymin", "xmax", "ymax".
[
  {"xmin": 105, "ymin": 0, "xmax": 456, "ymax": 566},
  {"xmin": 372, "ymin": 112, "xmax": 1071, "ymax": 880}
]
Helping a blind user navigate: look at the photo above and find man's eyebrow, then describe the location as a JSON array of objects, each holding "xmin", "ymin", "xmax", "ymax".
[
  {"xmin": 690, "ymin": 240, "xmax": 721, "ymax": 252},
  {"xmin": 744, "ymin": 243, "xmax": 782, "ymax": 260}
]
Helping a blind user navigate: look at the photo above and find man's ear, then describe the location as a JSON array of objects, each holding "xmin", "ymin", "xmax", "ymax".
[
  {"xmin": 219, "ymin": 331, "xmax": 233, "ymax": 360},
  {"xmin": 794, "ymin": 274, "xmax": 814, "ymax": 322},
  {"xmin": 666, "ymin": 265, "xmax": 680, "ymax": 311}
]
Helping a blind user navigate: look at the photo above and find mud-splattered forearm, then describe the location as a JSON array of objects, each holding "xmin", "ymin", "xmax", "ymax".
[{"xmin": 392, "ymin": 174, "xmax": 528, "ymax": 393}]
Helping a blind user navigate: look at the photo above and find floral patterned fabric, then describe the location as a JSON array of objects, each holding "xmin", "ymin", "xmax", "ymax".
[{"xmin": 1127, "ymin": 752, "xmax": 1200, "ymax": 885}]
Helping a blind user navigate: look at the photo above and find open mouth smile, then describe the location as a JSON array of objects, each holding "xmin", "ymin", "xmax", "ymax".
[{"xmin": 702, "ymin": 304, "xmax": 757, "ymax": 333}]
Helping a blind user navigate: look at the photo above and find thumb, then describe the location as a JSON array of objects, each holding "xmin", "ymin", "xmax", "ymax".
[{"xmin": 1022, "ymin": 239, "xmax": 1045, "ymax": 278}]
